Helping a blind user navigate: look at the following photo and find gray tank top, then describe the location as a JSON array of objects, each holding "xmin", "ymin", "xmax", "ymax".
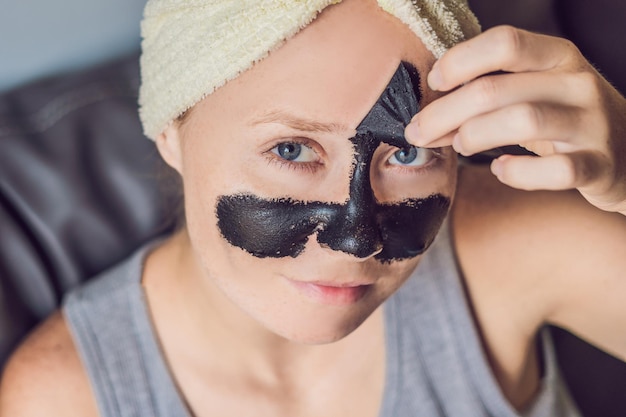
[{"xmin": 64, "ymin": 220, "xmax": 581, "ymax": 416}]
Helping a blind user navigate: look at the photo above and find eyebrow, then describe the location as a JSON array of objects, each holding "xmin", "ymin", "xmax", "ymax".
[{"xmin": 249, "ymin": 110, "xmax": 349, "ymax": 133}]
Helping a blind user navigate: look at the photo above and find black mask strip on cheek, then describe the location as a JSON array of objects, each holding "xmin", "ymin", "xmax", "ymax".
[
  {"xmin": 216, "ymin": 195, "xmax": 339, "ymax": 258},
  {"xmin": 215, "ymin": 61, "xmax": 451, "ymax": 261},
  {"xmin": 375, "ymin": 196, "xmax": 451, "ymax": 262}
]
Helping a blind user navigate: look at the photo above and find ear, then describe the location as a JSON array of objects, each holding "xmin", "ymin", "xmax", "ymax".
[{"xmin": 155, "ymin": 122, "xmax": 184, "ymax": 174}]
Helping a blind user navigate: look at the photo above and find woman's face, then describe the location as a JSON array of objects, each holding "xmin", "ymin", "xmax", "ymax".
[{"xmin": 159, "ymin": 0, "xmax": 457, "ymax": 344}]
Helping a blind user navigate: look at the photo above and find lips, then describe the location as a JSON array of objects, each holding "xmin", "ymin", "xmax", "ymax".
[{"xmin": 286, "ymin": 279, "xmax": 372, "ymax": 306}]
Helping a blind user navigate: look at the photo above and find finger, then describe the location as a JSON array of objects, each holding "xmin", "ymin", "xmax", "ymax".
[
  {"xmin": 520, "ymin": 140, "xmax": 557, "ymax": 156},
  {"xmin": 408, "ymin": 131, "xmax": 456, "ymax": 149},
  {"xmin": 409, "ymin": 71, "xmax": 578, "ymax": 144},
  {"xmin": 428, "ymin": 26, "xmax": 581, "ymax": 91},
  {"xmin": 454, "ymin": 103, "xmax": 585, "ymax": 156},
  {"xmin": 490, "ymin": 151, "xmax": 606, "ymax": 191}
]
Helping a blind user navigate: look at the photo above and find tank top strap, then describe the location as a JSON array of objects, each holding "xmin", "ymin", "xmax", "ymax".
[{"xmin": 63, "ymin": 242, "xmax": 190, "ymax": 417}]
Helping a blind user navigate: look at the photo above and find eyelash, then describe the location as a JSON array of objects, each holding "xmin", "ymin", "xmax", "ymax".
[
  {"xmin": 263, "ymin": 140, "xmax": 445, "ymax": 175},
  {"xmin": 263, "ymin": 139, "xmax": 324, "ymax": 174},
  {"xmin": 383, "ymin": 147, "xmax": 445, "ymax": 175}
]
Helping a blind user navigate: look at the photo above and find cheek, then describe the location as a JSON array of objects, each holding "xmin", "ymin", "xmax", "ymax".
[
  {"xmin": 178, "ymin": 124, "xmax": 249, "ymax": 223},
  {"xmin": 178, "ymin": 145, "xmax": 233, "ymax": 259}
]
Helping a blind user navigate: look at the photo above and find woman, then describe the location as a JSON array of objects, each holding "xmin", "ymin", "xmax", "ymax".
[{"xmin": 2, "ymin": 0, "xmax": 625, "ymax": 416}]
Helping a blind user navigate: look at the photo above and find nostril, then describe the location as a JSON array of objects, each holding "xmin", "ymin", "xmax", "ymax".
[
  {"xmin": 338, "ymin": 237, "xmax": 383, "ymax": 259},
  {"xmin": 316, "ymin": 220, "xmax": 384, "ymax": 259},
  {"xmin": 319, "ymin": 236, "xmax": 384, "ymax": 259}
]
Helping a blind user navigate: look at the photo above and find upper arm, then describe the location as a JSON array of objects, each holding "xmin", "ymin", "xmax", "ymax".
[
  {"xmin": 453, "ymin": 164, "xmax": 626, "ymax": 361},
  {"xmin": 0, "ymin": 311, "xmax": 99, "ymax": 417}
]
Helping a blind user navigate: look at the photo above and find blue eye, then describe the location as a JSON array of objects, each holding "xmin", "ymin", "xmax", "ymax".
[
  {"xmin": 272, "ymin": 142, "xmax": 318, "ymax": 162},
  {"xmin": 276, "ymin": 143, "xmax": 301, "ymax": 160},
  {"xmin": 388, "ymin": 146, "xmax": 433, "ymax": 167}
]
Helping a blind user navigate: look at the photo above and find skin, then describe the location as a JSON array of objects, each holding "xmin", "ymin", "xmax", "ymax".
[
  {"xmin": 216, "ymin": 62, "xmax": 451, "ymax": 262},
  {"xmin": 2, "ymin": 1, "xmax": 626, "ymax": 416},
  {"xmin": 405, "ymin": 25, "xmax": 626, "ymax": 215}
]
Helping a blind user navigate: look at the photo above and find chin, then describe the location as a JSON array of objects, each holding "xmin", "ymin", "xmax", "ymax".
[
  {"xmin": 278, "ymin": 327, "xmax": 362, "ymax": 346},
  {"xmin": 263, "ymin": 307, "xmax": 375, "ymax": 345}
]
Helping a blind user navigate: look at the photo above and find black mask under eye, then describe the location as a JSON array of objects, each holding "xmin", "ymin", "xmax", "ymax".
[{"xmin": 216, "ymin": 62, "xmax": 451, "ymax": 263}]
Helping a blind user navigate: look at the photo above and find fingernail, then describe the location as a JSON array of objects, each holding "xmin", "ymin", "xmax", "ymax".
[
  {"xmin": 405, "ymin": 122, "xmax": 422, "ymax": 144},
  {"xmin": 428, "ymin": 62, "xmax": 443, "ymax": 91},
  {"xmin": 491, "ymin": 158, "xmax": 503, "ymax": 177},
  {"xmin": 452, "ymin": 133, "xmax": 465, "ymax": 155}
]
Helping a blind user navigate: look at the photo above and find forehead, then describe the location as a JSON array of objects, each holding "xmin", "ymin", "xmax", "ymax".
[{"xmin": 191, "ymin": 0, "xmax": 436, "ymax": 131}]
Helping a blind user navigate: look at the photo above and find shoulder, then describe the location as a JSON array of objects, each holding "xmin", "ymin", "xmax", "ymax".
[{"xmin": 0, "ymin": 311, "xmax": 99, "ymax": 417}]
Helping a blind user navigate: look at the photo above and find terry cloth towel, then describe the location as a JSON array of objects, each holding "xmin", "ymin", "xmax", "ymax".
[{"xmin": 138, "ymin": 0, "xmax": 481, "ymax": 139}]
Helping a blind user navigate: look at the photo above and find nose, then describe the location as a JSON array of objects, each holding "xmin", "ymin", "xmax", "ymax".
[
  {"xmin": 316, "ymin": 200, "xmax": 384, "ymax": 259},
  {"xmin": 316, "ymin": 133, "xmax": 383, "ymax": 259}
]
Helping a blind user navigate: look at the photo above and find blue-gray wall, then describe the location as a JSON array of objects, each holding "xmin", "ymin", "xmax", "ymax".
[{"xmin": 0, "ymin": 0, "xmax": 147, "ymax": 93}]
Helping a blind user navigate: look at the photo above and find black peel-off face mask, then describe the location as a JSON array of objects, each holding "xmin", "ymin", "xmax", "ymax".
[{"xmin": 217, "ymin": 62, "xmax": 451, "ymax": 263}]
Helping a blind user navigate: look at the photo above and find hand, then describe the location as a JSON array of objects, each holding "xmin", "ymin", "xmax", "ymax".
[{"xmin": 405, "ymin": 25, "xmax": 626, "ymax": 215}]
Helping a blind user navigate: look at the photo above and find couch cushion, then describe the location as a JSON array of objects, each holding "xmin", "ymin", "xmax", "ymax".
[{"xmin": 0, "ymin": 53, "xmax": 177, "ymax": 361}]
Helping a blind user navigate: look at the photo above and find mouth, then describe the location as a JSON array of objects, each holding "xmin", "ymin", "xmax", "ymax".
[{"xmin": 286, "ymin": 279, "xmax": 373, "ymax": 306}]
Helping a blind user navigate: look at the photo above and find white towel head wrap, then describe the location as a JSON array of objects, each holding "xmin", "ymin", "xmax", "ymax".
[{"xmin": 139, "ymin": 0, "xmax": 481, "ymax": 140}]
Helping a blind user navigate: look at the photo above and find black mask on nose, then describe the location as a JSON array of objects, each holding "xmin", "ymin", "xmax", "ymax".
[{"xmin": 216, "ymin": 62, "xmax": 451, "ymax": 262}]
